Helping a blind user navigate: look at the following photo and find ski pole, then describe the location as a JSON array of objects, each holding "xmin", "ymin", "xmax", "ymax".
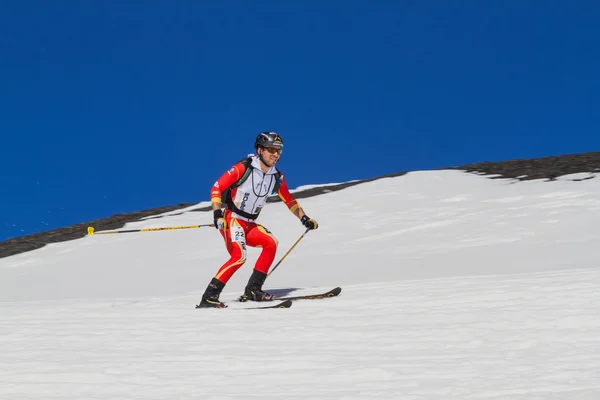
[
  {"xmin": 87, "ymin": 224, "xmax": 214, "ymax": 236},
  {"xmin": 267, "ymin": 227, "xmax": 311, "ymax": 278}
]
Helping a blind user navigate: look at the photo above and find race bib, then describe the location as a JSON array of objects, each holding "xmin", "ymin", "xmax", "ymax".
[{"xmin": 230, "ymin": 223, "xmax": 246, "ymax": 243}]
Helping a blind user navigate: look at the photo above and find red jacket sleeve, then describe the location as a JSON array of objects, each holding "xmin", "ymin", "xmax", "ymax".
[
  {"xmin": 277, "ymin": 175, "xmax": 300, "ymax": 213},
  {"xmin": 210, "ymin": 162, "xmax": 246, "ymax": 204}
]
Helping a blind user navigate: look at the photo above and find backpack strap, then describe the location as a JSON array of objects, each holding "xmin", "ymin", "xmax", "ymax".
[
  {"xmin": 222, "ymin": 157, "xmax": 262, "ymax": 219},
  {"xmin": 231, "ymin": 157, "xmax": 253, "ymax": 188},
  {"xmin": 221, "ymin": 157, "xmax": 253, "ymax": 203},
  {"xmin": 271, "ymin": 169, "xmax": 283, "ymax": 195}
]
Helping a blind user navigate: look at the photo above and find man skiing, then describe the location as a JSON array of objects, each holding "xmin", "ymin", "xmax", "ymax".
[{"xmin": 197, "ymin": 132, "xmax": 319, "ymax": 308}]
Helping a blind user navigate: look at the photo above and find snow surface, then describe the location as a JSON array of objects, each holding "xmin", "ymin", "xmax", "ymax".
[{"xmin": 1, "ymin": 170, "xmax": 600, "ymax": 399}]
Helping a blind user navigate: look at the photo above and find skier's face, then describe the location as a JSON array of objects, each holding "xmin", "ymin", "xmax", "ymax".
[{"xmin": 259, "ymin": 146, "xmax": 282, "ymax": 167}]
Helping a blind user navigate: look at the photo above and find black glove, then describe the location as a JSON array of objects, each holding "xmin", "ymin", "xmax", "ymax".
[
  {"xmin": 214, "ymin": 209, "xmax": 227, "ymax": 230},
  {"xmin": 300, "ymin": 215, "xmax": 318, "ymax": 230}
]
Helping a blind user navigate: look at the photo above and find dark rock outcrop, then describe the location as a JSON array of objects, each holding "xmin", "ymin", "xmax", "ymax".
[
  {"xmin": 2, "ymin": 151, "xmax": 598, "ymax": 259},
  {"xmin": 0, "ymin": 205, "xmax": 191, "ymax": 259},
  {"xmin": 452, "ymin": 152, "xmax": 600, "ymax": 181}
]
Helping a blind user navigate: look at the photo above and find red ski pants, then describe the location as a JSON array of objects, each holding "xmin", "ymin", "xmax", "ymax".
[{"xmin": 214, "ymin": 210, "xmax": 278, "ymax": 283}]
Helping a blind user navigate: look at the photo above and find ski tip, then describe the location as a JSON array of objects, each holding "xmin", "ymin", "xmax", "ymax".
[
  {"xmin": 279, "ymin": 300, "xmax": 293, "ymax": 308},
  {"xmin": 241, "ymin": 299, "xmax": 293, "ymax": 310}
]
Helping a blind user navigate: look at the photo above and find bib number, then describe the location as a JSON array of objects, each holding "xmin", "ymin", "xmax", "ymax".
[{"xmin": 231, "ymin": 223, "xmax": 246, "ymax": 243}]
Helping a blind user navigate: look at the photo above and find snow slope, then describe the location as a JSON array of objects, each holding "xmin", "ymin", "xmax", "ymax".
[{"xmin": 1, "ymin": 170, "xmax": 599, "ymax": 399}]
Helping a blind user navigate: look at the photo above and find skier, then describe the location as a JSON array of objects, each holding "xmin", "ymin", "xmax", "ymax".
[{"xmin": 197, "ymin": 132, "xmax": 319, "ymax": 308}]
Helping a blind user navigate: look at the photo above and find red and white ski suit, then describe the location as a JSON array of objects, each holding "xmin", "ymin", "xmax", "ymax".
[{"xmin": 210, "ymin": 155, "xmax": 300, "ymax": 283}]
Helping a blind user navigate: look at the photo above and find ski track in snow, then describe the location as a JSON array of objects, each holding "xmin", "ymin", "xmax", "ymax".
[{"xmin": 1, "ymin": 170, "xmax": 600, "ymax": 399}]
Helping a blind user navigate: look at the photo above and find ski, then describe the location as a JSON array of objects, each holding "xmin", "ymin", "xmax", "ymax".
[
  {"xmin": 276, "ymin": 287, "xmax": 342, "ymax": 301},
  {"xmin": 242, "ymin": 300, "xmax": 293, "ymax": 309},
  {"xmin": 196, "ymin": 299, "xmax": 292, "ymax": 310},
  {"xmin": 237, "ymin": 287, "xmax": 342, "ymax": 303}
]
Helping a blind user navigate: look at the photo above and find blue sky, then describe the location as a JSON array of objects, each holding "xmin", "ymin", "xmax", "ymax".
[{"xmin": 1, "ymin": 1, "xmax": 599, "ymax": 241}]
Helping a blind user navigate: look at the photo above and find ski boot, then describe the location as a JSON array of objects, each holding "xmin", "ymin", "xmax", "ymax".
[
  {"xmin": 196, "ymin": 278, "xmax": 228, "ymax": 309},
  {"xmin": 239, "ymin": 270, "xmax": 274, "ymax": 302}
]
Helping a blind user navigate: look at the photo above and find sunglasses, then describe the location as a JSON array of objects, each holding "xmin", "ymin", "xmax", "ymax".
[{"xmin": 262, "ymin": 147, "xmax": 283, "ymax": 155}]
